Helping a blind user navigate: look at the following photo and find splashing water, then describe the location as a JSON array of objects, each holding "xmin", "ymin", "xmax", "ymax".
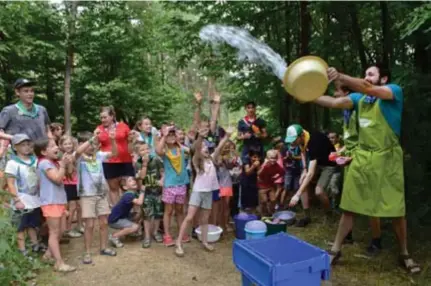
[{"xmin": 199, "ymin": 24, "xmax": 287, "ymax": 80}]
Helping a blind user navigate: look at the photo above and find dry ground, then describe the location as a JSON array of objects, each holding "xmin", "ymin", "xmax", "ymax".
[{"xmin": 37, "ymin": 210, "xmax": 431, "ymax": 286}]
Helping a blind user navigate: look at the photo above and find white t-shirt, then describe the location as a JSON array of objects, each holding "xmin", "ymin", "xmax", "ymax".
[
  {"xmin": 5, "ymin": 157, "xmax": 40, "ymax": 209},
  {"xmin": 78, "ymin": 151, "xmax": 110, "ymax": 197},
  {"xmin": 193, "ymin": 157, "xmax": 220, "ymax": 192}
]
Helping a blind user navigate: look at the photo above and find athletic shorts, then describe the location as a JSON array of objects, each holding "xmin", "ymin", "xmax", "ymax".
[
  {"xmin": 65, "ymin": 184, "xmax": 79, "ymax": 201},
  {"xmin": 102, "ymin": 162, "xmax": 135, "ymax": 180}
]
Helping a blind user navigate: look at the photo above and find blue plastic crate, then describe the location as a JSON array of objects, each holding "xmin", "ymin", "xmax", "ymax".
[{"xmin": 233, "ymin": 232, "xmax": 330, "ymax": 286}]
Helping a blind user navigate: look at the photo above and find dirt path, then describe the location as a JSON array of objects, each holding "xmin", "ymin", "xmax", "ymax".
[
  {"xmin": 38, "ymin": 213, "xmax": 431, "ymax": 286},
  {"xmin": 43, "ymin": 231, "xmax": 241, "ymax": 286}
]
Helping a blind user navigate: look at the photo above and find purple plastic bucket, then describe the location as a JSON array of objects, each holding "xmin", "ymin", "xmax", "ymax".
[{"xmin": 234, "ymin": 213, "xmax": 258, "ymax": 239}]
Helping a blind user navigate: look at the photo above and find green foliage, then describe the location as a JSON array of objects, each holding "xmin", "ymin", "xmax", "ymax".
[{"xmin": 0, "ymin": 191, "xmax": 44, "ymax": 285}]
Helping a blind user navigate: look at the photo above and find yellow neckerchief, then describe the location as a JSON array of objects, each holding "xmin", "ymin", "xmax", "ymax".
[
  {"xmin": 299, "ymin": 130, "xmax": 310, "ymax": 153},
  {"xmin": 165, "ymin": 146, "xmax": 182, "ymax": 174},
  {"xmin": 334, "ymin": 143, "xmax": 341, "ymax": 152}
]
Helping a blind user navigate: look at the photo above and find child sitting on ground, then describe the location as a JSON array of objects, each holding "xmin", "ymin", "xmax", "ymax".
[
  {"xmin": 108, "ymin": 176, "xmax": 144, "ymax": 248},
  {"xmin": 75, "ymin": 130, "xmax": 118, "ymax": 264},
  {"xmin": 257, "ymin": 150, "xmax": 285, "ymax": 216},
  {"xmin": 135, "ymin": 142, "xmax": 164, "ymax": 248},
  {"xmin": 34, "ymin": 137, "xmax": 76, "ymax": 272},
  {"xmin": 6, "ymin": 134, "xmax": 43, "ymax": 256}
]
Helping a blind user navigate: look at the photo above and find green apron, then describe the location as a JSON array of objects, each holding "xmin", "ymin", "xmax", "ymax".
[
  {"xmin": 343, "ymin": 110, "xmax": 358, "ymax": 157},
  {"xmin": 340, "ymin": 97, "xmax": 405, "ymax": 217}
]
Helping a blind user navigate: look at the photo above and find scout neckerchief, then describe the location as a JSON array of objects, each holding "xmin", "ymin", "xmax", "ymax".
[
  {"xmin": 165, "ymin": 145, "xmax": 182, "ymax": 174},
  {"xmin": 12, "ymin": 154, "xmax": 36, "ymax": 167},
  {"xmin": 299, "ymin": 130, "xmax": 310, "ymax": 153},
  {"xmin": 243, "ymin": 116, "xmax": 261, "ymax": 136},
  {"xmin": 15, "ymin": 101, "xmax": 39, "ymax": 118}
]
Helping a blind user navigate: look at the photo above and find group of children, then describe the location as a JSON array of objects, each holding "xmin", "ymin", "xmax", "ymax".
[{"xmin": 3, "ymin": 91, "xmax": 344, "ymax": 273}]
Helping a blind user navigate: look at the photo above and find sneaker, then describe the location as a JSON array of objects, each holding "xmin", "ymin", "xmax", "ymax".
[
  {"xmin": 366, "ymin": 242, "xmax": 382, "ymax": 256},
  {"xmin": 175, "ymin": 244, "xmax": 185, "ymax": 257},
  {"xmin": 77, "ymin": 226, "xmax": 85, "ymax": 234},
  {"xmin": 66, "ymin": 230, "xmax": 82, "ymax": 238},
  {"xmin": 163, "ymin": 235, "xmax": 175, "ymax": 247},
  {"xmin": 109, "ymin": 235, "xmax": 124, "ymax": 248},
  {"xmin": 182, "ymin": 234, "xmax": 191, "ymax": 243},
  {"xmin": 153, "ymin": 232, "xmax": 163, "ymax": 243}
]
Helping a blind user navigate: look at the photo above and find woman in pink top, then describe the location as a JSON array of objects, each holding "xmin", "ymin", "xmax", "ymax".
[{"xmin": 96, "ymin": 106, "xmax": 135, "ymax": 205}]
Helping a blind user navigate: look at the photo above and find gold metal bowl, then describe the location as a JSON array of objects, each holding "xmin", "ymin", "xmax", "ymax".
[{"xmin": 283, "ymin": 56, "xmax": 329, "ymax": 102}]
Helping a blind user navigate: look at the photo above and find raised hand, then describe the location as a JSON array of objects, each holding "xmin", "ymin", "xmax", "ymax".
[
  {"xmin": 225, "ymin": 126, "xmax": 235, "ymax": 137},
  {"xmin": 327, "ymin": 67, "xmax": 340, "ymax": 83},
  {"xmin": 194, "ymin": 91, "xmax": 203, "ymax": 104},
  {"xmin": 93, "ymin": 128, "xmax": 101, "ymax": 137},
  {"xmin": 213, "ymin": 92, "xmax": 221, "ymax": 104}
]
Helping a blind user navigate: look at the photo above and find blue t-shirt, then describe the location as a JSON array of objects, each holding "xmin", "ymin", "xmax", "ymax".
[
  {"xmin": 162, "ymin": 147, "xmax": 190, "ymax": 187},
  {"xmin": 108, "ymin": 191, "xmax": 136, "ymax": 224},
  {"xmin": 349, "ymin": 84, "xmax": 403, "ymax": 136}
]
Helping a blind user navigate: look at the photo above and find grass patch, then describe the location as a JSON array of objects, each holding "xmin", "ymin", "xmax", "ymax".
[{"xmin": 289, "ymin": 210, "xmax": 431, "ymax": 286}]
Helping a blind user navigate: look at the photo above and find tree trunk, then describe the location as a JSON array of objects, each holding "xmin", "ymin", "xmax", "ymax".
[
  {"xmin": 380, "ymin": 1, "xmax": 391, "ymax": 66},
  {"xmin": 64, "ymin": 0, "xmax": 78, "ymax": 135},
  {"xmin": 348, "ymin": 3, "xmax": 367, "ymax": 72},
  {"xmin": 299, "ymin": 1, "xmax": 312, "ymax": 130},
  {"xmin": 322, "ymin": 13, "xmax": 331, "ymax": 130}
]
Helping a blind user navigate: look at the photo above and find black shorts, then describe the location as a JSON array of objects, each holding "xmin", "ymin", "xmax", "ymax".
[
  {"xmin": 102, "ymin": 162, "xmax": 135, "ymax": 180},
  {"xmin": 12, "ymin": 208, "xmax": 42, "ymax": 232},
  {"xmin": 65, "ymin": 184, "xmax": 79, "ymax": 201}
]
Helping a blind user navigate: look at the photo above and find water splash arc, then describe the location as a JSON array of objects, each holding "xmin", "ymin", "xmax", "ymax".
[{"xmin": 199, "ymin": 24, "xmax": 287, "ymax": 80}]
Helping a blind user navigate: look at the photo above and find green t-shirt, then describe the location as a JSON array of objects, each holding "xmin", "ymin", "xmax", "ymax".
[{"xmin": 136, "ymin": 157, "xmax": 163, "ymax": 191}]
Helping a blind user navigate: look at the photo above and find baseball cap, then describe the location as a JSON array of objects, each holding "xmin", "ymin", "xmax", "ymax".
[
  {"xmin": 14, "ymin": 78, "xmax": 35, "ymax": 89},
  {"xmin": 12, "ymin": 133, "xmax": 31, "ymax": 145},
  {"xmin": 285, "ymin": 124, "xmax": 303, "ymax": 143}
]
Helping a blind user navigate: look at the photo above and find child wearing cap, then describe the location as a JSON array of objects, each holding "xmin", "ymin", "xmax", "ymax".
[{"xmin": 5, "ymin": 134, "xmax": 43, "ymax": 256}]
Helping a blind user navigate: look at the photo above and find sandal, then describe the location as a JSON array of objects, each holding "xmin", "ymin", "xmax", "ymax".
[
  {"xmin": 54, "ymin": 263, "xmax": 76, "ymax": 273},
  {"xmin": 202, "ymin": 243, "xmax": 215, "ymax": 252},
  {"xmin": 327, "ymin": 250, "xmax": 341, "ymax": 266},
  {"xmin": 175, "ymin": 244, "xmax": 185, "ymax": 257},
  {"xmin": 153, "ymin": 233, "xmax": 163, "ymax": 243},
  {"xmin": 399, "ymin": 255, "xmax": 421, "ymax": 274},
  {"xmin": 82, "ymin": 253, "xmax": 92, "ymax": 265},
  {"xmin": 142, "ymin": 238, "xmax": 151, "ymax": 249},
  {"xmin": 42, "ymin": 255, "xmax": 55, "ymax": 265},
  {"xmin": 100, "ymin": 248, "xmax": 117, "ymax": 256}
]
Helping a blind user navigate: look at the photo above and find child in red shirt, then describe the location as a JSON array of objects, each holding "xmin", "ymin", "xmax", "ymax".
[{"xmin": 258, "ymin": 150, "xmax": 285, "ymax": 216}]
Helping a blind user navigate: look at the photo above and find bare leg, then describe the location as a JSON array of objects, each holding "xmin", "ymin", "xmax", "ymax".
[
  {"xmin": 330, "ymin": 212, "xmax": 354, "ymax": 262},
  {"xmin": 392, "ymin": 217, "xmax": 408, "ymax": 255},
  {"xmin": 98, "ymin": 215, "xmax": 109, "ymax": 250},
  {"xmin": 176, "ymin": 205, "xmax": 199, "ymax": 245},
  {"xmin": 370, "ymin": 217, "xmax": 382, "ymax": 239},
  {"xmin": 143, "ymin": 220, "xmax": 152, "ymax": 240},
  {"xmin": 27, "ymin": 228, "xmax": 38, "ymax": 245},
  {"xmin": 199, "ymin": 209, "xmax": 213, "ymax": 250},
  {"xmin": 112, "ymin": 223, "xmax": 139, "ymax": 239},
  {"xmin": 315, "ymin": 186, "xmax": 331, "ymax": 211},
  {"xmin": 107, "ymin": 178, "xmax": 121, "ymax": 206},
  {"xmin": 163, "ymin": 204, "xmax": 174, "ymax": 237},
  {"xmin": 210, "ymin": 200, "xmax": 220, "ymax": 225},
  {"xmin": 17, "ymin": 231, "xmax": 26, "ymax": 251},
  {"xmin": 175, "ymin": 203, "xmax": 185, "ymax": 233},
  {"xmin": 45, "ymin": 217, "xmax": 64, "ymax": 267},
  {"xmin": 153, "ymin": 219, "xmax": 161, "ymax": 236},
  {"xmin": 66, "ymin": 201, "xmax": 77, "ymax": 231},
  {"xmin": 84, "ymin": 218, "xmax": 95, "ymax": 254}
]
